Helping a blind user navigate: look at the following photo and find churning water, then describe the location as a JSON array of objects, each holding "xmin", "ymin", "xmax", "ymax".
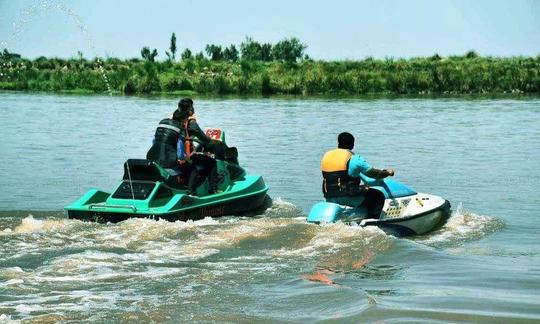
[{"xmin": 0, "ymin": 93, "xmax": 539, "ymax": 322}]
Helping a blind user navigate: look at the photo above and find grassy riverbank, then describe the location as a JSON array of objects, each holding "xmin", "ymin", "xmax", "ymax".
[{"xmin": 1, "ymin": 54, "xmax": 539, "ymax": 96}]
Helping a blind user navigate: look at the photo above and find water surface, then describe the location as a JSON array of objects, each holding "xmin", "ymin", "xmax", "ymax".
[{"xmin": 0, "ymin": 93, "xmax": 539, "ymax": 322}]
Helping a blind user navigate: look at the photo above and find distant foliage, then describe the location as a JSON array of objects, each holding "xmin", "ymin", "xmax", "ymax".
[
  {"xmin": 165, "ymin": 33, "xmax": 177, "ymax": 61},
  {"xmin": 238, "ymin": 37, "xmax": 304, "ymax": 62},
  {"xmin": 181, "ymin": 48, "xmax": 192, "ymax": 60},
  {"xmin": 260, "ymin": 43, "xmax": 273, "ymax": 61},
  {"xmin": 205, "ymin": 44, "xmax": 223, "ymax": 61},
  {"xmin": 141, "ymin": 47, "xmax": 158, "ymax": 62},
  {"xmin": 195, "ymin": 51, "xmax": 205, "ymax": 61},
  {"xmin": 1, "ymin": 42, "xmax": 539, "ymax": 96},
  {"xmin": 271, "ymin": 38, "xmax": 306, "ymax": 63},
  {"xmin": 223, "ymin": 45, "xmax": 239, "ymax": 62},
  {"xmin": 465, "ymin": 50, "xmax": 479, "ymax": 59},
  {"xmin": 0, "ymin": 48, "xmax": 21, "ymax": 60},
  {"xmin": 240, "ymin": 37, "xmax": 263, "ymax": 61}
]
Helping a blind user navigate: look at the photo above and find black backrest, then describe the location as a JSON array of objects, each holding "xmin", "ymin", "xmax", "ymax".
[{"xmin": 123, "ymin": 159, "xmax": 164, "ymax": 182}]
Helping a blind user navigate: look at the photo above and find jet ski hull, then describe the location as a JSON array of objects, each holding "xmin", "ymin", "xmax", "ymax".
[
  {"xmin": 307, "ymin": 176, "xmax": 451, "ymax": 236},
  {"xmin": 67, "ymin": 189, "xmax": 269, "ymax": 223},
  {"xmin": 65, "ymin": 159, "xmax": 269, "ymax": 223},
  {"xmin": 361, "ymin": 198, "xmax": 451, "ymax": 236}
]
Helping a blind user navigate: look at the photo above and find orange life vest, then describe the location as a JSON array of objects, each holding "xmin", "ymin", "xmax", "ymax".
[
  {"xmin": 182, "ymin": 116, "xmax": 197, "ymax": 160},
  {"xmin": 321, "ymin": 148, "xmax": 360, "ymax": 198}
]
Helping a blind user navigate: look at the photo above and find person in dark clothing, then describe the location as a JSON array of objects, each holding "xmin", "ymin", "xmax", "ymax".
[
  {"xmin": 178, "ymin": 98, "xmax": 210, "ymax": 149},
  {"xmin": 177, "ymin": 98, "xmax": 231, "ymax": 161},
  {"xmin": 146, "ymin": 109, "xmax": 190, "ymax": 180},
  {"xmin": 321, "ymin": 132, "xmax": 394, "ymax": 219},
  {"xmin": 177, "ymin": 98, "xmax": 230, "ymax": 195}
]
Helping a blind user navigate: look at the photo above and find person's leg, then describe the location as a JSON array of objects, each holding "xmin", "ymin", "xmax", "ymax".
[
  {"xmin": 188, "ymin": 153, "xmax": 216, "ymax": 195},
  {"xmin": 188, "ymin": 169, "xmax": 205, "ymax": 194},
  {"xmin": 363, "ymin": 188, "xmax": 385, "ymax": 219}
]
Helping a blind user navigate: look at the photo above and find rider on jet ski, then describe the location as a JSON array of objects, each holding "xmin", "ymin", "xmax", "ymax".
[
  {"xmin": 146, "ymin": 103, "xmax": 214, "ymax": 195},
  {"xmin": 177, "ymin": 98, "xmax": 233, "ymax": 162},
  {"xmin": 146, "ymin": 108, "xmax": 190, "ymax": 181},
  {"xmin": 321, "ymin": 132, "xmax": 395, "ymax": 219},
  {"xmin": 147, "ymin": 98, "xmax": 239, "ymax": 195},
  {"xmin": 178, "ymin": 98, "xmax": 241, "ymax": 194}
]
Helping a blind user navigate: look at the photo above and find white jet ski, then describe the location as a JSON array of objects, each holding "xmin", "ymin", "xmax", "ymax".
[{"xmin": 307, "ymin": 174, "xmax": 451, "ymax": 236}]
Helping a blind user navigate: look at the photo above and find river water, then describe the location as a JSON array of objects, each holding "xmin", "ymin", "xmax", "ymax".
[{"xmin": 0, "ymin": 92, "xmax": 539, "ymax": 322}]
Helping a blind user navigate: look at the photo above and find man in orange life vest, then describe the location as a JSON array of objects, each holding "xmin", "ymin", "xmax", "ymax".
[{"xmin": 321, "ymin": 132, "xmax": 394, "ymax": 219}]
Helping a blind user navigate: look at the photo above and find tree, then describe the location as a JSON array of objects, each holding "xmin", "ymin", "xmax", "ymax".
[
  {"xmin": 1, "ymin": 48, "xmax": 21, "ymax": 60},
  {"xmin": 240, "ymin": 37, "xmax": 262, "ymax": 61},
  {"xmin": 223, "ymin": 45, "xmax": 239, "ymax": 62},
  {"xmin": 165, "ymin": 32, "xmax": 177, "ymax": 61},
  {"xmin": 430, "ymin": 53, "xmax": 442, "ymax": 61},
  {"xmin": 261, "ymin": 43, "xmax": 273, "ymax": 61},
  {"xmin": 181, "ymin": 48, "xmax": 192, "ymax": 60},
  {"xmin": 141, "ymin": 46, "xmax": 158, "ymax": 62},
  {"xmin": 195, "ymin": 51, "xmax": 205, "ymax": 61},
  {"xmin": 205, "ymin": 44, "xmax": 223, "ymax": 61},
  {"xmin": 465, "ymin": 50, "xmax": 479, "ymax": 59},
  {"xmin": 272, "ymin": 38, "xmax": 306, "ymax": 63}
]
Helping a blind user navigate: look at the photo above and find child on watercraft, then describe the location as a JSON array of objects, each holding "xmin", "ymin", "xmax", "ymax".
[{"xmin": 321, "ymin": 132, "xmax": 394, "ymax": 219}]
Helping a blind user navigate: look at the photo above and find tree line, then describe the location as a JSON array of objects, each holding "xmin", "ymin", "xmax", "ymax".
[
  {"xmin": 140, "ymin": 34, "xmax": 308, "ymax": 63},
  {"xmin": 1, "ymin": 38, "xmax": 539, "ymax": 96}
]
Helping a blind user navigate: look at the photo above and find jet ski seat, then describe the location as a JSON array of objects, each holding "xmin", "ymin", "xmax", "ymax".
[
  {"xmin": 123, "ymin": 159, "xmax": 166, "ymax": 181},
  {"xmin": 122, "ymin": 159, "xmax": 188, "ymax": 189}
]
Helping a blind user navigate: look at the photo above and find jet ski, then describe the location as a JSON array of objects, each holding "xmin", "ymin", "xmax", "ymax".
[
  {"xmin": 65, "ymin": 129, "xmax": 269, "ymax": 223},
  {"xmin": 307, "ymin": 174, "xmax": 451, "ymax": 236}
]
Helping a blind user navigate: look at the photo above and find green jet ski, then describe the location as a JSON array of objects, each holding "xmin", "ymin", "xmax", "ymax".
[{"xmin": 65, "ymin": 129, "xmax": 269, "ymax": 223}]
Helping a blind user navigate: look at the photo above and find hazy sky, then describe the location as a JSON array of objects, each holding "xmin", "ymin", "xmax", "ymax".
[{"xmin": 1, "ymin": 0, "xmax": 539, "ymax": 60}]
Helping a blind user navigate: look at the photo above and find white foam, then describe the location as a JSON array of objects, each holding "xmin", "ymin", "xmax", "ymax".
[
  {"xmin": 415, "ymin": 203, "xmax": 504, "ymax": 246},
  {"xmin": 0, "ymin": 289, "xmax": 122, "ymax": 317},
  {"xmin": 262, "ymin": 197, "xmax": 304, "ymax": 218},
  {"xmin": 0, "ymin": 279, "xmax": 24, "ymax": 287},
  {"xmin": 0, "ymin": 267, "xmax": 26, "ymax": 279},
  {"xmin": 0, "ymin": 314, "xmax": 18, "ymax": 324},
  {"xmin": 270, "ymin": 221, "xmax": 389, "ymax": 258},
  {"xmin": 0, "ymin": 215, "xmax": 79, "ymax": 235}
]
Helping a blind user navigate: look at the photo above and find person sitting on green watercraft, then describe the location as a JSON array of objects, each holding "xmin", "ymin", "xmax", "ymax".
[
  {"xmin": 177, "ymin": 98, "xmax": 237, "ymax": 195},
  {"xmin": 177, "ymin": 98, "xmax": 231, "ymax": 162},
  {"xmin": 177, "ymin": 98, "xmax": 210, "ymax": 151},
  {"xmin": 321, "ymin": 132, "xmax": 395, "ymax": 219},
  {"xmin": 146, "ymin": 108, "xmax": 190, "ymax": 183}
]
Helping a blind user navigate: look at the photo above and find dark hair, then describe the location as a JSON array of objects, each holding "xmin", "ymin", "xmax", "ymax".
[
  {"xmin": 338, "ymin": 132, "xmax": 354, "ymax": 150},
  {"xmin": 178, "ymin": 98, "xmax": 193, "ymax": 112},
  {"xmin": 172, "ymin": 109, "xmax": 188, "ymax": 121}
]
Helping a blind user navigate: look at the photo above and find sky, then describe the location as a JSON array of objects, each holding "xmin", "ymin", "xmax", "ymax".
[{"xmin": 0, "ymin": 0, "xmax": 539, "ymax": 60}]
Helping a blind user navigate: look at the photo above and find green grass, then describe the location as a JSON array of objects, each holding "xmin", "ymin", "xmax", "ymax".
[{"xmin": 1, "ymin": 55, "xmax": 539, "ymax": 96}]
